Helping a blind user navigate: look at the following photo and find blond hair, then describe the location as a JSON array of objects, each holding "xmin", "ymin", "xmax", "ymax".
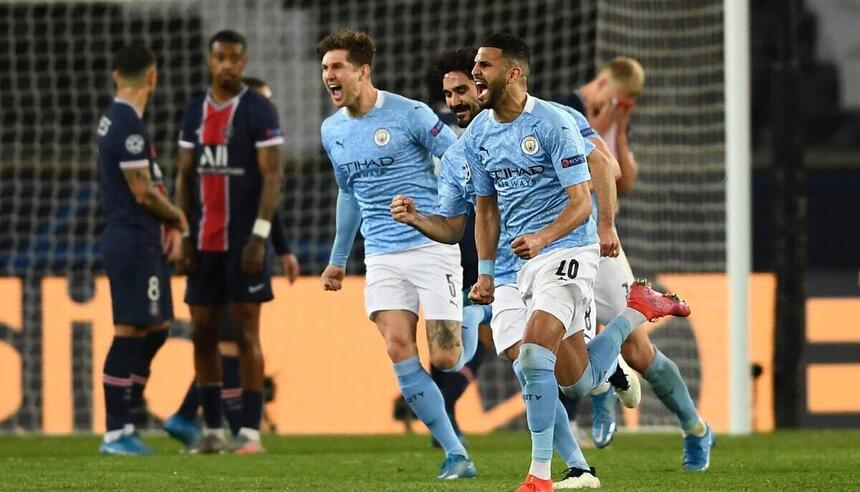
[{"xmin": 601, "ymin": 56, "xmax": 645, "ymax": 99}]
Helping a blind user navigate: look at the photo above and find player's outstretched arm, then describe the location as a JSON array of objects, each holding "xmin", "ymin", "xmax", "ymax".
[
  {"xmin": 471, "ymin": 193, "xmax": 500, "ymax": 305},
  {"xmin": 242, "ymin": 145, "xmax": 285, "ymax": 276},
  {"xmin": 175, "ymin": 147, "xmax": 196, "ymax": 274},
  {"xmin": 512, "ymin": 182, "xmax": 593, "ymax": 260},
  {"xmin": 121, "ymin": 166, "xmax": 188, "ymax": 233},
  {"xmin": 390, "ymin": 195, "xmax": 466, "ymax": 244},
  {"xmin": 585, "ymin": 147, "xmax": 621, "ymax": 257}
]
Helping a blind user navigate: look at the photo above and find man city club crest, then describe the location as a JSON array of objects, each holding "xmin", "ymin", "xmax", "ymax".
[
  {"xmin": 374, "ymin": 128, "xmax": 391, "ymax": 146},
  {"xmin": 125, "ymin": 134, "xmax": 145, "ymax": 154},
  {"xmin": 521, "ymin": 135, "xmax": 539, "ymax": 155}
]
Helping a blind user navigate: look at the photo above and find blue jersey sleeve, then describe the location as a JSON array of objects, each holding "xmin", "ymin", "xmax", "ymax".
[
  {"xmin": 406, "ymin": 102, "xmax": 457, "ymax": 158},
  {"xmin": 251, "ymin": 97, "xmax": 285, "ymax": 148},
  {"xmin": 111, "ymin": 115, "xmax": 149, "ymax": 170},
  {"xmin": 544, "ymin": 121, "xmax": 591, "ymax": 189},
  {"xmin": 437, "ymin": 153, "xmax": 471, "ymax": 218}
]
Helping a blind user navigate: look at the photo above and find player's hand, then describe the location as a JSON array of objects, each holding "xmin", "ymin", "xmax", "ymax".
[
  {"xmin": 390, "ymin": 194, "xmax": 417, "ymax": 225},
  {"xmin": 468, "ymin": 275, "xmax": 495, "ymax": 305},
  {"xmin": 512, "ymin": 232, "xmax": 547, "ymax": 260},
  {"xmin": 176, "ymin": 237, "xmax": 197, "ymax": 275},
  {"xmin": 173, "ymin": 209, "xmax": 189, "ymax": 237},
  {"xmin": 163, "ymin": 228, "xmax": 183, "ymax": 261},
  {"xmin": 321, "ymin": 264, "xmax": 346, "ymax": 291},
  {"xmin": 241, "ymin": 236, "xmax": 266, "ymax": 276},
  {"xmin": 598, "ymin": 225, "xmax": 621, "ymax": 257},
  {"xmin": 280, "ymin": 253, "xmax": 300, "ymax": 285},
  {"xmin": 589, "ymin": 97, "xmax": 633, "ymax": 134}
]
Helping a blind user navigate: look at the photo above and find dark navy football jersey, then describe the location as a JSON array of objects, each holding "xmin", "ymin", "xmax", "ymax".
[
  {"xmin": 178, "ymin": 87, "xmax": 284, "ymax": 252},
  {"xmin": 97, "ymin": 98, "xmax": 165, "ymax": 254}
]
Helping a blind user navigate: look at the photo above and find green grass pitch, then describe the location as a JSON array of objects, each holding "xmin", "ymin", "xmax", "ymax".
[{"xmin": 1, "ymin": 431, "xmax": 858, "ymax": 490}]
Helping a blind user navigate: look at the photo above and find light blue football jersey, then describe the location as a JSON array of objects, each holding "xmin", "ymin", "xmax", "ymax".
[
  {"xmin": 548, "ymin": 101, "xmax": 603, "ymax": 224},
  {"xmin": 437, "ymin": 137, "xmax": 518, "ymax": 286},
  {"xmin": 322, "ymin": 90, "xmax": 457, "ymax": 255},
  {"xmin": 463, "ymin": 94, "xmax": 598, "ymax": 260}
]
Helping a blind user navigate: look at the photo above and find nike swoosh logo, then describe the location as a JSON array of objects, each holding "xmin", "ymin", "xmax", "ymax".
[{"xmin": 248, "ymin": 283, "xmax": 265, "ymax": 293}]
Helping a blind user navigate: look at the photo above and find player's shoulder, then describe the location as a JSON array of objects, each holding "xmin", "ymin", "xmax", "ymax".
[
  {"xmin": 240, "ymin": 87, "xmax": 275, "ymax": 110},
  {"xmin": 528, "ymin": 97, "xmax": 580, "ymax": 135},
  {"xmin": 441, "ymin": 137, "xmax": 466, "ymax": 162},
  {"xmin": 100, "ymin": 100, "xmax": 143, "ymax": 138},
  {"xmin": 321, "ymin": 107, "xmax": 348, "ymax": 136},
  {"xmin": 378, "ymin": 90, "xmax": 427, "ymax": 112}
]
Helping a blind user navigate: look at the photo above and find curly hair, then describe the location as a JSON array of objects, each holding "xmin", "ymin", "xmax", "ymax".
[{"xmin": 424, "ymin": 47, "xmax": 477, "ymax": 104}]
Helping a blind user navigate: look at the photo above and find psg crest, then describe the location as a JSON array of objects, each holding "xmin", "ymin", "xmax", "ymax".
[
  {"xmin": 374, "ymin": 128, "xmax": 391, "ymax": 146},
  {"xmin": 521, "ymin": 135, "xmax": 539, "ymax": 155}
]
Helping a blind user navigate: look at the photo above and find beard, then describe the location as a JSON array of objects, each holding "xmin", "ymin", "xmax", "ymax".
[{"xmin": 479, "ymin": 77, "xmax": 506, "ymax": 110}]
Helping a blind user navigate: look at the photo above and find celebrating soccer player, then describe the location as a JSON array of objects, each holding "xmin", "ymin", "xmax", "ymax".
[
  {"xmin": 318, "ymin": 29, "xmax": 478, "ymax": 479},
  {"xmin": 568, "ymin": 57, "xmax": 714, "ymax": 470},
  {"xmin": 462, "ymin": 33, "xmax": 691, "ymax": 491},
  {"xmin": 175, "ymin": 31, "xmax": 285, "ymax": 454},
  {"xmin": 96, "ymin": 43, "xmax": 188, "ymax": 455}
]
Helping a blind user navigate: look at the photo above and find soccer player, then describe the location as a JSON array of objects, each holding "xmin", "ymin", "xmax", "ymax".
[
  {"xmin": 318, "ymin": 29, "xmax": 478, "ymax": 479},
  {"xmin": 175, "ymin": 31, "xmax": 285, "ymax": 454},
  {"xmin": 463, "ymin": 33, "xmax": 690, "ymax": 491},
  {"xmin": 392, "ymin": 46, "xmax": 667, "ymax": 488},
  {"xmin": 165, "ymin": 76, "xmax": 298, "ymax": 449},
  {"xmin": 423, "ymin": 51, "xmax": 492, "ymax": 447},
  {"xmin": 97, "ymin": 43, "xmax": 188, "ymax": 455},
  {"xmin": 573, "ymin": 57, "xmax": 714, "ymax": 470}
]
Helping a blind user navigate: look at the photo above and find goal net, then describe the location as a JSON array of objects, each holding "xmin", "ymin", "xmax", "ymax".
[{"xmin": 0, "ymin": 0, "xmax": 728, "ymax": 434}]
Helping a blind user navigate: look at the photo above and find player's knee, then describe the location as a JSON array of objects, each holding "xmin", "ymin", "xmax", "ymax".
[
  {"xmin": 621, "ymin": 336, "xmax": 655, "ymax": 373},
  {"xmin": 232, "ymin": 328, "xmax": 261, "ymax": 352},
  {"xmin": 191, "ymin": 326, "xmax": 219, "ymax": 351},
  {"xmin": 383, "ymin": 335, "xmax": 417, "ymax": 362},
  {"xmin": 429, "ymin": 348, "xmax": 461, "ymax": 371}
]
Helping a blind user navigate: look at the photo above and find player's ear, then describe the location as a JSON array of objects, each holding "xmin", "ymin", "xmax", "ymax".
[
  {"xmin": 359, "ymin": 64, "xmax": 370, "ymax": 81},
  {"xmin": 147, "ymin": 66, "xmax": 158, "ymax": 92},
  {"xmin": 111, "ymin": 70, "xmax": 120, "ymax": 87}
]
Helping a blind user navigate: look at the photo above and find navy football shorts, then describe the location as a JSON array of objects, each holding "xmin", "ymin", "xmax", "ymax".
[
  {"xmin": 103, "ymin": 247, "xmax": 174, "ymax": 326},
  {"xmin": 184, "ymin": 247, "xmax": 274, "ymax": 306}
]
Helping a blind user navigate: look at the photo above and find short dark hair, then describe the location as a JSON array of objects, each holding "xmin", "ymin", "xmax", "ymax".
[
  {"xmin": 242, "ymin": 76, "xmax": 267, "ymax": 91},
  {"xmin": 113, "ymin": 43, "xmax": 156, "ymax": 79},
  {"xmin": 425, "ymin": 48, "xmax": 477, "ymax": 102},
  {"xmin": 208, "ymin": 30, "xmax": 246, "ymax": 53},
  {"xmin": 481, "ymin": 32, "xmax": 530, "ymax": 75},
  {"xmin": 317, "ymin": 28, "xmax": 375, "ymax": 68}
]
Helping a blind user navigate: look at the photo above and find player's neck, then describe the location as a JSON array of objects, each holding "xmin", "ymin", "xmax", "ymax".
[
  {"xmin": 492, "ymin": 87, "xmax": 528, "ymax": 123},
  {"xmin": 346, "ymin": 86, "xmax": 378, "ymax": 117},
  {"xmin": 210, "ymin": 84, "xmax": 241, "ymax": 105},
  {"xmin": 114, "ymin": 88, "xmax": 148, "ymax": 118}
]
